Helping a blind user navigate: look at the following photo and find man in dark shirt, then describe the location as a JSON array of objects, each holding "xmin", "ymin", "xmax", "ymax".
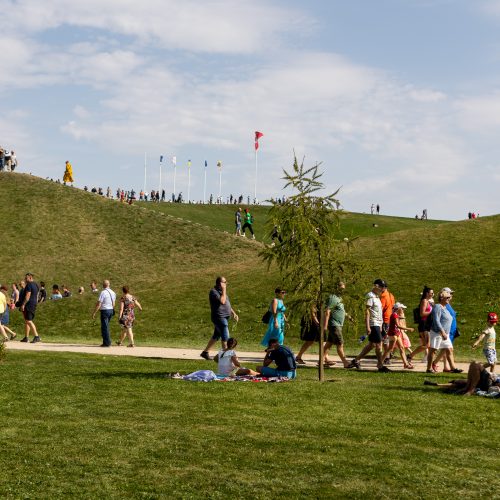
[
  {"xmin": 20, "ymin": 273, "xmax": 41, "ymax": 343},
  {"xmin": 257, "ymin": 338, "xmax": 297, "ymax": 379},
  {"xmin": 200, "ymin": 276, "xmax": 239, "ymax": 360}
]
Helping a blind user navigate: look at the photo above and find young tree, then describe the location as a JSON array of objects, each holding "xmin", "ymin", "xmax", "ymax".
[{"xmin": 260, "ymin": 154, "xmax": 360, "ymax": 381}]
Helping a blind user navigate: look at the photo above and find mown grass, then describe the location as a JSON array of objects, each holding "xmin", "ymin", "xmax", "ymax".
[
  {"xmin": 0, "ymin": 351, "xmax": 498, "ymax": 499},
  {"xmin": 2, "ymin": 173, "xmax": 499, "ymax": 360}
]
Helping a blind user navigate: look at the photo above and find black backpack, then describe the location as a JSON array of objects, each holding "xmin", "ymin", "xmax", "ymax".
[{"xmin": 412, "ymin": 307, "xmax": 421, "ymax": 324}]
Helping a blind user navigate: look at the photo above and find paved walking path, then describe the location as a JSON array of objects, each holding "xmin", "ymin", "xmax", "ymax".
[{"xmin": 5, "ymin": 341, "xmax": 471, "ymax": 373}]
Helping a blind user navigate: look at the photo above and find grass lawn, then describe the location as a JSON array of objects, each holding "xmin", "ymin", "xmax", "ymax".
[{"xmin": 0, "ymin": 351, "xmax": 498, "ymax": 499}]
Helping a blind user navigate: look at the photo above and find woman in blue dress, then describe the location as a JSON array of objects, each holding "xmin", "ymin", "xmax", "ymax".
[{"xmin": 261, "ymin": 287, "xmax": 287, "ymax": 347}]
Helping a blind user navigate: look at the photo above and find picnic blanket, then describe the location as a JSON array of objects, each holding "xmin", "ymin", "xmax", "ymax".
[{"xmin": 167, "ymin": 370, "xmax": 291, "ymax": 383}]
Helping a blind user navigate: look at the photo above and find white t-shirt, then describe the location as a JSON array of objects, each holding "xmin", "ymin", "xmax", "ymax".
[
  {"xmin": 366, "ymin": 291, "xmax": 383, "ymax": 327},
  {"xmin": 482, "ymin": 325, "xmax": 496, "ymax": 350},
  {"xmin": 217, "ymin": 349, "xmax": 236, "ymax": 376},
  {"xmin": 98, "ymin": 288, "xmax": 116, "ymax": 310}
]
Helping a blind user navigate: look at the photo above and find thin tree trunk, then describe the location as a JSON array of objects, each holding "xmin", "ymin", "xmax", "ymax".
[{"xmin": 318, "ymin": 249, "xmax": 324, "ymax": 382}]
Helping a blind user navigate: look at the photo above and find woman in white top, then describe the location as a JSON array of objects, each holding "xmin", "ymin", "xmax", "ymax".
[{"xmin": 214, "ymin": 338, "xmax": 258, "ymax": 377}]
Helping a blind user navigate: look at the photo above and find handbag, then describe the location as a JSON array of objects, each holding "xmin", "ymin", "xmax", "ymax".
[{"xmin": 262, "ymin": 310, "xmax": 272, "ymax": 324}]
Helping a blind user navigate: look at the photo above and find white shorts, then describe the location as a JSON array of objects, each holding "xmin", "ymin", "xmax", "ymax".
[{"xmin": 429, "ymin": 331, "xmax": 453, "ymax": 350}]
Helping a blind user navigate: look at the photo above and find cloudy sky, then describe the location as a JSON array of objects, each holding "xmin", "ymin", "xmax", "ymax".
[{"xmin": 2, "ymin": 0, "xmax": 500, "ymax": 219}]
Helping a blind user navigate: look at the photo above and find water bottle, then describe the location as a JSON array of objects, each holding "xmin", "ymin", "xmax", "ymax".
[{"xmin": 358, "ymin": 335, "xmax": 367, "ymax": 343}]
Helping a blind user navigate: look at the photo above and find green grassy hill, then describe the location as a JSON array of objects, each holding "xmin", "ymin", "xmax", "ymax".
[{"xmin": 2, "ymin": 173, "xmax": 499, "ymax": 358}]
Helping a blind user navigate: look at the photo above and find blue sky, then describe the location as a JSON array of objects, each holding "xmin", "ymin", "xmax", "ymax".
[{"xmin": 2, "ymin": 0, "xmax": 500, "ymax": 219}]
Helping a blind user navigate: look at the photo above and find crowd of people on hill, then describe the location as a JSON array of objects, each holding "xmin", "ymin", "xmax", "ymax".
[{"xmin": 0, "ymin": 146, "xmax": 18, "ymax": 172}]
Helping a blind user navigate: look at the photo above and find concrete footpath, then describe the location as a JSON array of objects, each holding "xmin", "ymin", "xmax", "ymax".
[{"xmin": 5, "ymin": 341, "xmax": 471, "ymax": 373}]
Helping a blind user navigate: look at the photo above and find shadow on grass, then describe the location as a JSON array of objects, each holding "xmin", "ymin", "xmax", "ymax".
[{"xmin": 86, "ymin": 371, "xmax": 173, "ymax": 380}]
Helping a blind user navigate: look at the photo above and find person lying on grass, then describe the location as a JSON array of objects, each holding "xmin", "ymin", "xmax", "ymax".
[
  {"xmin": 424, "ymin": 361, "xmax": 500, "ymax": 396},
  {"xmin": 213, "ymin": 338, "xmax": 258, "ymax": 377}
]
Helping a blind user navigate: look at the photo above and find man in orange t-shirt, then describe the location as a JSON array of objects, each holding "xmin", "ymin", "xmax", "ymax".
[{"xmin": 374, "ymin": 279, "xmax": 395, "ymax": 337}]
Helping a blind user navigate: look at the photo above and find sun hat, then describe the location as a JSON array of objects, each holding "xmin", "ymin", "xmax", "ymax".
[{"xmin": 393, "ymin": 302, "xmax": 407, "ymax": 310}]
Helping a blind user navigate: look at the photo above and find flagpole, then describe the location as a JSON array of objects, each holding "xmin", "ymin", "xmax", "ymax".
[
  {"xmin": 159, "ymin": 158, "xmax": 162, "ymax": 197},
  {"xmin": 217, "ymin": 161, "xmax": 222, "ymax": 202},
  {"xmin": 143, "ymin": 152, "xmax": 147, "ymax": 193},
  {"xmin": 187, "ymin": 161, "xmax": 191, "ymax": 203},
  {"xmin": 203, "ymin": 162, "xmax": 207, "ymax": 204},
  {"xmin": 172, "ymin": 156, "xmax": 177, "ymax": 199},
  {"xmin": 254, "ymin": 148, "xmax": 258, "ymax": 203}
]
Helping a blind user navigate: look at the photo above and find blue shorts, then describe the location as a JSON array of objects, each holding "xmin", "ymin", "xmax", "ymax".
[
  {"xmin": 260, "ymin": 366, "xmax": 296, "ymax": 379},
  {"xmin": 484, "ymin": 348, "xmax": 497, "ymax": 365},
  {"xmin": 212, "ymin": 317, "xmax": 230, "ymax": 342},
  {"xmin": 368, "ymin": 325, "xmax": 382, "ymax": 343}
]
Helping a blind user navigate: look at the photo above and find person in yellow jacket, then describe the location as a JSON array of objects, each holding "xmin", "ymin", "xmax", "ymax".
[{"xmin": 63, "ymin": 160, "xmax": 74, "ymax": 185}]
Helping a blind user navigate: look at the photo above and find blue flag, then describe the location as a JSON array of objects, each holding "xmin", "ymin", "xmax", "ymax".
[
  {"xmin": 205, "ymin": 160, "xmax": 207, "ymax": 168},
  {"xmin": 160, "ymin": 155, "xmax": 163, "ymax": 162}
]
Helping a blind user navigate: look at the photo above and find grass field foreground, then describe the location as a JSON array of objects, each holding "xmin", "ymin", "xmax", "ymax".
[{"xmin": 0, "ymin": 351, "xmax": 498, "ymax": 499}]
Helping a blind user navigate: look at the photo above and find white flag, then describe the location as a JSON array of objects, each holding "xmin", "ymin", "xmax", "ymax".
[{"xmin": 172, "ymin": 156, "xmax": 177, "ymax": 166}]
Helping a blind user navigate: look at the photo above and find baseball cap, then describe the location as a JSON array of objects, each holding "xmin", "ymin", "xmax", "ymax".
[
  {"xmin": 487, "ymin": 312, "xmax": 498, "ymax": 323},
  {"xmin": 393, "ymin": 302, "xmax": 407, "ymax": 310},
  {"xmin": 373, "ymin": 279, "xmax": 387, "ymax": 288}
]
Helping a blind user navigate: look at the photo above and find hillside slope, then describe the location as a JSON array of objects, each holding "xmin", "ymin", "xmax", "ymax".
[{"xmin": 2, "ymin": 173, "xmax": 498, "ymax": 356}]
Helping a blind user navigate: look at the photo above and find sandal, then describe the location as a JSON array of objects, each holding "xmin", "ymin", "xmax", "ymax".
[
  {"xmin": 324, "ymin": 360, "xmax": 337, "ymax": 366},
  {"xmin": 404, "ymin": 363, "xmax": 414, "ymax": 369},
  {"xmin": 10, "ymin": 333, "xmax": 17, "ymax": 340},
  {"xmin": 127, "ymin": 344, "xmax": 135, "ymax": 348},
  {"xmin": 116, "ymin": 341, "xmax": 123, "ymax": 346},
  {"xmin": 295, "ymin": 357, "xmax": 306, "ymax": 365}
]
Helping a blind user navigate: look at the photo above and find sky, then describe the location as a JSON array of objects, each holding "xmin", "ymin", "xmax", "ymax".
[{"xmin": 2, "ymin": 0, "xmax": 500, "ymax": 220}]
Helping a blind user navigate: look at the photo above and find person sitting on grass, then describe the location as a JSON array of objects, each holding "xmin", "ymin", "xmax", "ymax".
[
  {"xmin": 424, "ymin": 361, "xmax": 500, "ymax": 396},
  {"xmin": 50, "ymin": 285, "xmax": 63, "ymax": 300},
  {"xmin": 472, "ymin": 312, "xmax": 497, "ymax": 373},
  {"xmin": 256, "ymin": 338, "xmax": 297, "ymax": 379},
  {"xmin": 213, "ymin": 338, "xmax": 258, "ymax": 377}
]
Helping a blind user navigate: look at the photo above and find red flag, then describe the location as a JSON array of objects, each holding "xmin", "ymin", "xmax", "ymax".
[{"xmin": 255, "ymin": 131, "xmax": 264, "ymax": 150}]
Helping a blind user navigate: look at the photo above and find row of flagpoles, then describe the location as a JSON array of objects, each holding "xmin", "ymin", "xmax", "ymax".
[{"xmin": 143, "ymin": 132, "xmax": 264, "ymax": 203}]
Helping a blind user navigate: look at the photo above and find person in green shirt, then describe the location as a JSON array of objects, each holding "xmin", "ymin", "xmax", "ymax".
[
  {"xmin": 241, "ymin": 208, "xmax": 255, "ymax": 239},
  {"xmin": 324, "ymin": 281, "xmax": 350, "ymax": 368}
]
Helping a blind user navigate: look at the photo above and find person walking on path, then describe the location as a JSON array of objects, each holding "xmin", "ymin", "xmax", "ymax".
[
  {"xmin": 261, "ymin": 287, "xmax": 287, "ymax": 347},
  {"xmin": 323, "ymin": 281, "xmax": 351, "ymax": 368},
  {"xmin": 295, "ymin": 304, "xmax": 321, "ymax": 365},
  {"xmin": 348, "ymin": 280, "xmax": 389, "ymax": 372},
  {"xmin": 241, "ymin": 208, "xmax": 255, "ymax": 239},
  {"xmin": 435, "ymin": 287, "xmax": 458, "ymax": 371},
  {"xmin": 92, "ymin": 280, "xmax": 116, "ymax": 347},
  {"xmin": 19, "ymin": 273, "xmax": 41, "ymax": 343},
  {"xmin": 117, "ymin": 286, "xmax": 143, "ymax": 347},
  {"xmin": 472, "ymin": 312, "xmax": 497, "ymax": 373},
  {"xmin": 200, "ymin": 276, "xmax": 239, "ymax": 360},
  {"xmin": 234, "ymin": 207, "xmax": 242, "ymax": 236},
  {"xmin": 376, "ymin": 279, "xmax": 395, "ymax": 338},
  {"xmin": 382, "ymin": 303, "xmax": 414, "ymax": 369},
  {"xmin": 426, "ymin": 289, "xmax": 462, "ymax": 374},
  {"xmin": 408, "ymin": 286, "xmax": 434, "ymax": 363},
  {"xmin": 0, "ymin": 285, "xmax": 17, "ymax": 340}
]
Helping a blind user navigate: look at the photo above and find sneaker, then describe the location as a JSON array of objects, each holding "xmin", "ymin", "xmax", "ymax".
[
  {"xmin": 295, "ymin": 357, "xmax": 306, "ymax": 365},
  {"xmin": 31, "ymin": 336, "xmax": 41, "ymax": 343},
  {"xmin": 426, "ymin": 369, "xmax": 436, "ymax": 374},
  {"xmin": 20, "ymin": 337, "xmax": 29, "ymax": 343},
  {"xmin": 384, "ymin": 358, "xmax": 391, "ymax": 365},
  {"xmin": 252, "ymin": 235, "xmax": 256, "ymax": 240},
  {"xmin": 450, "ymin": 368, "xmax": 463, "ymax": 373},
  {"xmin": 10, "ymin": 333, "xmax": 17, "ymax": 340},
  {"xmin": 200, "ymin": 351, "xmax": 211, "ymax": 361},
  {"xmin": 378, "ymin": 366, "xmax": 392, "ymax": 373},
  {"xmin": 347, "ymin": 359, "xmax": 360, "ymax": 369}
]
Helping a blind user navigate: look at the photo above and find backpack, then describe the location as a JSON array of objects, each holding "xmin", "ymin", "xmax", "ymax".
[{"xmin": 412, "ymin": 307, "xmax": 421, "ymax": 324}]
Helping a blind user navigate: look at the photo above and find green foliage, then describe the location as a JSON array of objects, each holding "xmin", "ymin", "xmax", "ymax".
[
  {"xmin": 0, "ymin": 341, "xmax": 5, "ymax": 362},
  {"xmin": 259, "ymin": 155, "xmax": 362, "ymax": 320}
]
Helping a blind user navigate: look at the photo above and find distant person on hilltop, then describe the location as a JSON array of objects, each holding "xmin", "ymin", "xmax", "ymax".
[
  {"xmin": 371, "ymin": 204, "xmax": 375, "ymax": 214},
  {"xmin": 63, "ymin": 161, "xmax": 74, "ymax": 185},
  {"xmin": 200, "ymin": 276, "xmax": 239, "ymax": 361},
  {"xmin": 37, "ymin": 281, "xmax": 47, "ymax": 303},
  {"xmin": 241, "ymin": 208, "xmax": 255, "ymax": 239},
  {"xmin": 234, "ymin": 207, "xmax": 242, "ymax": 236},
  {"xmin": 376, "ymin": 204, "xmax": 380, "ymax": 214}
]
